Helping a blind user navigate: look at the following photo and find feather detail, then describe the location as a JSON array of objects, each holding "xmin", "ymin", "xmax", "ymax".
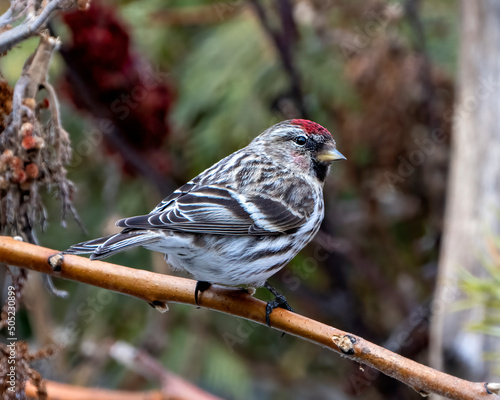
[
  {"xmin": 65, "ymin": 230, "xmax": 161, "ymax": 260},
  {"xmin": 116, "ymin": 185, "xmax": 308, "ymax": 235}
]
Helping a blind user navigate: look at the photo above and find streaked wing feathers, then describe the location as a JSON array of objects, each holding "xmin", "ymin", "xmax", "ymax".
[
  {"xmin": 149, "ymin": 181, "xmax": 197, "ymax": 214},
  {"xmin": 117, "ymin": 185, "xmax": 307, "ymax": 235},
  {"xmin": 246, "ymin": 194, "xmax": 303, "ymax": 234}
]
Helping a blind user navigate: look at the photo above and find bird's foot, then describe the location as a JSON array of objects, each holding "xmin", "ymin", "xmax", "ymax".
[
  {"xmin": 195, "ymin": 281, "xmax": 211, "ymax": 306},
  {"xmin": 264, "ymin": 282, "xmax": 293, "ymax": 327}
]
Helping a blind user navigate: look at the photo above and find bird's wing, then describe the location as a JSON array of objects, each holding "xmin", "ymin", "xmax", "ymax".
[
  {"xmin": 116, "ymin": 185, "xmax": 307, "ymax": 235},
  {"xmin": 149, "ymin": 181, "xmax": 197, "ymax": 214}
]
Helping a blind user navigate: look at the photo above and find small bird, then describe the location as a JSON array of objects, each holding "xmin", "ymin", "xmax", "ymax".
[{"xmin": 65, "ymin": 119, "xmax": 345, "ymax": 325}]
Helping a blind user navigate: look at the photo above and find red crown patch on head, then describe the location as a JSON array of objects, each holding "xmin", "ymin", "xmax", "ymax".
[{"xmin": 291, "ymin": 119, "xmax": 331, "ymax": 136}]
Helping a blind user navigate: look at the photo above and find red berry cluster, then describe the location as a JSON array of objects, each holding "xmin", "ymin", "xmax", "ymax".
[{"xmin": 62, "ymin": 1, "xmax": 173, "ymax": 176}]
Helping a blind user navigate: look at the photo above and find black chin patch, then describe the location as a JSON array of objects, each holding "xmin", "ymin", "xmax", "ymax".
[{"xmin": 312, "ymin": 160, "xmax": 329, "ymax": 182}]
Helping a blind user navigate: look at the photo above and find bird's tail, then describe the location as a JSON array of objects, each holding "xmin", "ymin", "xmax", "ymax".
[{"xmin": 65, "ymin": 230, "xmax": 160, "ymax": 260}]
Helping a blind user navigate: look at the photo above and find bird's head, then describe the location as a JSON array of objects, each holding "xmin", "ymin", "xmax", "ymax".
[{"xmin": 252, "ymin": 119, "xmax": 345, "ymax": 182}]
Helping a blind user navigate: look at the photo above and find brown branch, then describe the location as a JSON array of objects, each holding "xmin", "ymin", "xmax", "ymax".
[
  {"xmin": 25, "ymin": 379, "xmax": 167, "ymax": 400},
  {"xmin": 0, "ymin": 236, "xmax": 498, "ymax": 400}
]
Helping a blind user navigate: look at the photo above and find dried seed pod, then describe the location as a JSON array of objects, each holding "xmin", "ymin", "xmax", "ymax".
[
  {"xmin": 1, "ymin": 149, "xmax": 13, "ymax": 162},
  {"xmin": 19, "ymin": 180, "xmax": 32, "ymax": 191},
  {"xmin": 20, "ymin": 122, "xmax": 34, "ymax": 137},
  {"xmin": 22, "ymin": 97, "xmax": 36, "ymax": 110},
  {"xmin": 34, "ymin": 136, "xmax": 45, "ymax": 149},
  {"xmin": 9, "ymin": 156, "xmax": 23, "ymax": 169},
  {"xmin": 39, "ymin": 98, "xmax": 50, "ymax": 109},
  {"xmin": 25, "ymin": 163, "xmax": 39, "ymax": 180},
  {"xmin": 22, "ymin": 136, "xmax": 36, "ymax": 150},
  {"xmin": 0, "ymin": 176, "xmax": 8, "ymax": 189},
  {"xmin": 0, "ymin": 150, "xmax": 13, "ymax": 171},
  {"xmin": 22, "ymin": 136, "xmax": 44, "ymax": 150},
  {"xmin": 11, "ymin": 168, "xmax": 27, "ymax": 184}
]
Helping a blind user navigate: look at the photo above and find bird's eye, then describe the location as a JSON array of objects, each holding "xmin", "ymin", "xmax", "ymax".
[{"xmin": 294, "ymin": 136, "xmax": 307, "ymax": 146}]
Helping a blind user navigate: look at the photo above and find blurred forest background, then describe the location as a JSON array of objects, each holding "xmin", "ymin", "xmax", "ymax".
[{"xmin": 1, "ymin": 0, "xmax": 499, "ymax": 399}]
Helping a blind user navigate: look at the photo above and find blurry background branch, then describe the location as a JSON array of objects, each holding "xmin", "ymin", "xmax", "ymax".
[
  {"xmin": 23, "ymin": 340, "xmax": 223, "ymax": 400},
  {"xmin": 109, "ymin": 341, "xmax": 222, "ymax": 400},
  {"xmin": 248, "ymin": 0, "xmax": 307, "ymax": 117},
  {"xmin": 25, "ymin": 380, "xmax": 168, "ymax": 400},
  {"xmin": 0, "ymin": 236, "xmax": 498, "ymax": 400}
]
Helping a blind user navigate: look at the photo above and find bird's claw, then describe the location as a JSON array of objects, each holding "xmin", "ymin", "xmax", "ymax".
[
  {"xmin": 264, "ymin": 282, "xmax": 293, "ymax": 327},
  {"xmin": 195, "ymin": 281, "xmax": 211, "ymax": 306}
]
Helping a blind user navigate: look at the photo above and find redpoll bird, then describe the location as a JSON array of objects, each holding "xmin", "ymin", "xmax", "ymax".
[{"xmin": 65, "ymin": 119, "xmax": 345, "ymax": 325}]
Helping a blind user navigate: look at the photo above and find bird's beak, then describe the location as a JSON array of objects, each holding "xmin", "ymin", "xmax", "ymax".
[{"xmin": 316, "ymin": 147, "xmax": 346, "ymax": 163}]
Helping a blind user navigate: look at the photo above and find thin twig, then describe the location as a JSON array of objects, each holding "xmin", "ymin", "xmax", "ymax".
[
  {"xmin": 0, "ymin": 7, "xmax": 13, "ymax": 26},
  {"xmin": 0, "ymin": 2, "xmax": 34, "ymax": 27},
  {"xmin": 0, "ymin": 237, "xmax": 498, "ymax": 400},
  {"xmin": 3, "ymin": 33, "xmax": 60, "ymax": 142},
  {"xmin": 0, "ymin": 0, "xmax": 75, "ymax": 54}
]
